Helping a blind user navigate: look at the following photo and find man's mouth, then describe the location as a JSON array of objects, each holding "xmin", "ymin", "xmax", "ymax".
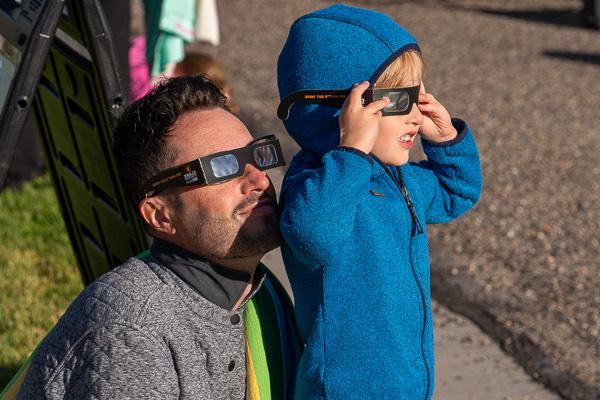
[
  {"xmin": 237, "ymin": 195, "xmax": 276, "ymax": 218},
  {"xmin": 254, "ymin": 197, "xmax": 276, "ymax": 213}
]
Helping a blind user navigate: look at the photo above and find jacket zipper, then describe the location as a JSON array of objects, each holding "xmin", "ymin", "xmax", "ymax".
[
  {"xmin": 407, "ymin": 241, "xmax": 431, "ymax": 400},
  {"xmin": 377, "ymin": 160, "xmax": 430, "ymax": 399},
  {"xmin": 394, "ymin": 171, "xmax": 424, "ymax": 236}
]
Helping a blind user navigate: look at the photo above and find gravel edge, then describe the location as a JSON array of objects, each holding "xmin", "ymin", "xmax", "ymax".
[{"xmin": 430, "ymin": 241, "xmax": 600, "ymax": 400}]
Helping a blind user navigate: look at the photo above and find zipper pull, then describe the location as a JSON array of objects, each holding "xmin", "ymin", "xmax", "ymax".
[
  {"xmin": 412, "ymin": 210, "xmax": 424, "ymax": 235},
  {"xmin": 401, "ymin": 187, "xmax": 424, "ymax": 236}
]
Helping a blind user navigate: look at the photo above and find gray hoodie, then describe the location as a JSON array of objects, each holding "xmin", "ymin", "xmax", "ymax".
[{"xmin": 17, "ymin": 257, "xmax": 256, "ymax": 399}]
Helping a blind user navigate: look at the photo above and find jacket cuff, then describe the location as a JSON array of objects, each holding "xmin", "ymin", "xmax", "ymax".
[{"xmin": 421, "ymin": 118, "xmax": 468, "ymax": 148}]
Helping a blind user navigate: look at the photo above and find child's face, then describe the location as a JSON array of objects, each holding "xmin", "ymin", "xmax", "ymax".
[{"xmin": 371, "ymin": 83, "xmax": 424, "ymax": 166}]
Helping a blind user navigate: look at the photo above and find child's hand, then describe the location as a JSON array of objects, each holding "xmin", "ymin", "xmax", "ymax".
[
  {"xmin": 417, "ymin": 84, "xmax": 458, "ymax": 143},
  {"xmin": 339, "ymin": 81, "xmax": 390, "ymax": 154}
]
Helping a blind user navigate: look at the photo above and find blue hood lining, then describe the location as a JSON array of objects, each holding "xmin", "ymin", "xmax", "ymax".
[{"xmin": 369, "ymin": 43, "xmax": 421, "ymax": 84}]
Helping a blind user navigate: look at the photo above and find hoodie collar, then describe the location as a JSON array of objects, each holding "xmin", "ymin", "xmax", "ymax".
[{"xmin": 150, "ymin": 238, "xmax": 265, "ymax": 311}]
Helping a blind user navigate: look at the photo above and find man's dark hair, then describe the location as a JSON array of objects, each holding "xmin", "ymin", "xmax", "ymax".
[{"xmin": 112, "ymin": 74, "xmax": 228, "ymax": 205}]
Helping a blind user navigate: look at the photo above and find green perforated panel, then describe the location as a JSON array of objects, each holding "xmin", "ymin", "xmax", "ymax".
[{"xmin": 32, "ymin": 0, "xmax": 147, "ymax": 284}]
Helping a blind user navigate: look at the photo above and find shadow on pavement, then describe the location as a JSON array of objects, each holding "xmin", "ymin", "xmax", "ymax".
[
  {"xmin": 344, "ymin": 0, "xmax": 419, "ymax": 5},
  {"xmin": 443, "ymin": 2, "xmax": 589, "ymax": 30},
  {"xmin": 543, "ymin": 50, "xmax": 600, "ymax": 66}
]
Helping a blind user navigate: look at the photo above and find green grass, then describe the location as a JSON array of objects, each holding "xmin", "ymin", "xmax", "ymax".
[{"xmin": 0, "ymin": 174, "xmax": 83, "ymax": 389}]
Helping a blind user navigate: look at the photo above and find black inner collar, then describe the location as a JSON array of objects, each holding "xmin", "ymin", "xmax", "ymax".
[{"xmin": 150, "ymin": 238, "xmax": 263, "ymax": 311}]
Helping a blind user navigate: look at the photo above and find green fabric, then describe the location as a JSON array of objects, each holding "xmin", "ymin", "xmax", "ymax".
[
  {"xmin": 250, "ymin": 280, "xmax": 284, "ymax": 398},
  {"xmin": 152, "ymin": 35, "xmax": 185, "ymax": 76},
  {"xmin": 143, "ymin": 0, "xmax": 196, "ymax": 77},
  {"xmin": 244, "ymin": 265, "xmax": 302, "ymax": 399},
  {"xmin": 135, "ymin": 249, "xmax": 151, "ymax": 262},
  {"xmin": 243, "ymin": 297, "xmax": 271, "ymax": 399}
]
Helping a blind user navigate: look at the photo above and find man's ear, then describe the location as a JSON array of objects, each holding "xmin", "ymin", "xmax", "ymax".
[{"xmin": 139, "ymin": 197, "xmax": 177, "ymax": 236}]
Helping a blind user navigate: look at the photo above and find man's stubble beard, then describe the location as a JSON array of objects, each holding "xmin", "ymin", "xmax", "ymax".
[{"xmin": 181, "ymin": 200, "xmax": 281, "ymax": 260}]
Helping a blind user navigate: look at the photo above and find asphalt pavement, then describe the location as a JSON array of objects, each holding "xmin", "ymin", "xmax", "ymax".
[{"xmin": 213, "ymin": 0, "xmax": 599, "ymax": 398}]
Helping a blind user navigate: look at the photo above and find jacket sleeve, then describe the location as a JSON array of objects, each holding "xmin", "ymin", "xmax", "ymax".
[
  {"xmin": 20, "ymin": 324, "xmax": 179, "ymax": 399},
  {"xmin": 280, "ymin": 147, "xmax": 373, "ymax": 265},
  {"xmin": 407, "ymin": 118, "xmax": 482, "ymax": 224}
]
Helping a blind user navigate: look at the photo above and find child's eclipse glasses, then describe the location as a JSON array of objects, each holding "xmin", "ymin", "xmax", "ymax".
[
  {"xmin": 142, "ymin": 135, "xmax": 285, "ymax": 198},
  {"xmin": 277, "ymin": 84, "xmax": 420, "ymax": 120}
]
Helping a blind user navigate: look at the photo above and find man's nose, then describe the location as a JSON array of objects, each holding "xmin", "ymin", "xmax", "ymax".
[{"xmin": 240, "ymin": 164, "xmax": 270, "ymax": 194}]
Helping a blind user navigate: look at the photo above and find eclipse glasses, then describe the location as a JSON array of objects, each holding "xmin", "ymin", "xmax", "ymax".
[
  {"xmin": 277, "ymin": 84, "xmax": 420, "ymax": 120},
  {"xmin": 143, "ymin": 135, "xmax": 285, "ymax": 198}
]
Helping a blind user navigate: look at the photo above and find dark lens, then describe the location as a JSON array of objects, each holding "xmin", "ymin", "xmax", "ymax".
[
  {"xmin": 254, "ymin": 144, "xmax": 278, "ymax": 167},
  {"xmin": 385, "ymin": 91, "xmax": 410, "ymax": 112},
  {"xmin": 210, "ymin": 154, "xmax": 239, "ymax": 178}
]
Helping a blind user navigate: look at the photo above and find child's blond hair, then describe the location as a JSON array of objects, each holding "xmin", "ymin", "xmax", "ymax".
[{"xmin": 375, "ymin": 50, "xmax": 423, "ymax": 88}]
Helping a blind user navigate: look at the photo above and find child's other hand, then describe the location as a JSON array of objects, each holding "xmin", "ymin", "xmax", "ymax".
[
  {"xmin": 339, "ymin": 81, "xmax": 390, "ymax": 154},
  {"xmin": 417, "ymin": 84, "xmax": 457, "ymax": 143}
]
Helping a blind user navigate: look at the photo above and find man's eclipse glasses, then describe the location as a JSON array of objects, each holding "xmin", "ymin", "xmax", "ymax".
[
  {"xmin": 277, "ymin": 84, "xmax": 421, "ymax": 120},
  {"xmin": 142, "ymin": 135, "xmax": 285, "ymax": 198}
]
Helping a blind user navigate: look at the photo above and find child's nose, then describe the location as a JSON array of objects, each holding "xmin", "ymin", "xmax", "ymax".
[{"xmin": 407, "ymin": 103, "xmax": 424, "ymax": 126}]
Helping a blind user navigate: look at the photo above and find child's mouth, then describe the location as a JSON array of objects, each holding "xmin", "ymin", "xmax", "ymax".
[{"xmin": 398, "ymin": 132, "xmax": 416, "ymax": 148}]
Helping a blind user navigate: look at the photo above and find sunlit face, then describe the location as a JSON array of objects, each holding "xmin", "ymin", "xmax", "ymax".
[
  {"xmin": 165, "ymin": 108, "xmax": 281, "ymax": 260},
  {"xmin": 371, "ymin": 94, "xmax": 424, "ymax": 166},
  {"xmin": 371, "ymin": 60, "xmax": 424, "ymax": 166}
]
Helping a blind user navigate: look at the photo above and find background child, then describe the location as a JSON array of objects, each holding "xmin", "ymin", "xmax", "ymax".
[
  {"xmin": 277, "ymin": 4, "xmax": 482, "ymax": 399},
  {"xmin": 173, "ymin": 52, "xmax": 239, "ymax": 115},
  {"xmin": 129, "ymin": 43, "xmax": 238, "ymax": 114}
]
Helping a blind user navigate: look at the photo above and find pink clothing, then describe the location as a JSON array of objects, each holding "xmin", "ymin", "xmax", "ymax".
[{"xmin": 128, "ymin": 36, "xmax": 152, "ymax": 103}]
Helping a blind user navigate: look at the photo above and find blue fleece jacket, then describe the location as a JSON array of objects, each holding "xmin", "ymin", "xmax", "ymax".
[{"xmin": 277, "ymin": 4, "xmax": 482, "ymax": 399}]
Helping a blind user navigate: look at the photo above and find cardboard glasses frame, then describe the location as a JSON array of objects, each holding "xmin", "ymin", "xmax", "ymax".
[
  {"xmin": 142, "ymin": 135, "xmax": 285, "ymax": 198},
  {"xmin": 277, "ymin": 84, "xmax": 421, "ymax": 120}
]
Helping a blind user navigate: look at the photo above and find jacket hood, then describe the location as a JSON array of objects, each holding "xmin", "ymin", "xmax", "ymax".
[{"xmin": 277, "ymin": 4, "xmax": 420, "ymax": 154}]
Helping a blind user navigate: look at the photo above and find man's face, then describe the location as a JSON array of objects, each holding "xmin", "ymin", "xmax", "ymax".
[{"xmin": 164, "ymin": 108, "xmax": 281, "ymax": 262}]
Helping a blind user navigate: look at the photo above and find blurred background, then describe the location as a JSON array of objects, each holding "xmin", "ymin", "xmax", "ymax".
[{"xmin": 0, "ymin": 0, "xmax": 599, "ymax": 399}]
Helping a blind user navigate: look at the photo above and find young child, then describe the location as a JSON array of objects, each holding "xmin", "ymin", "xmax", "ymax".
[{"xmin": 276, "ymin": 5, "xmax": 482, "ymax": 399}]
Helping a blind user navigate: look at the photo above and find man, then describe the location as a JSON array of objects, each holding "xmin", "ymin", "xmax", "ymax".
[{"xmin": 17, "ymin": 76, "xmax": 299, "ymax": 399}]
